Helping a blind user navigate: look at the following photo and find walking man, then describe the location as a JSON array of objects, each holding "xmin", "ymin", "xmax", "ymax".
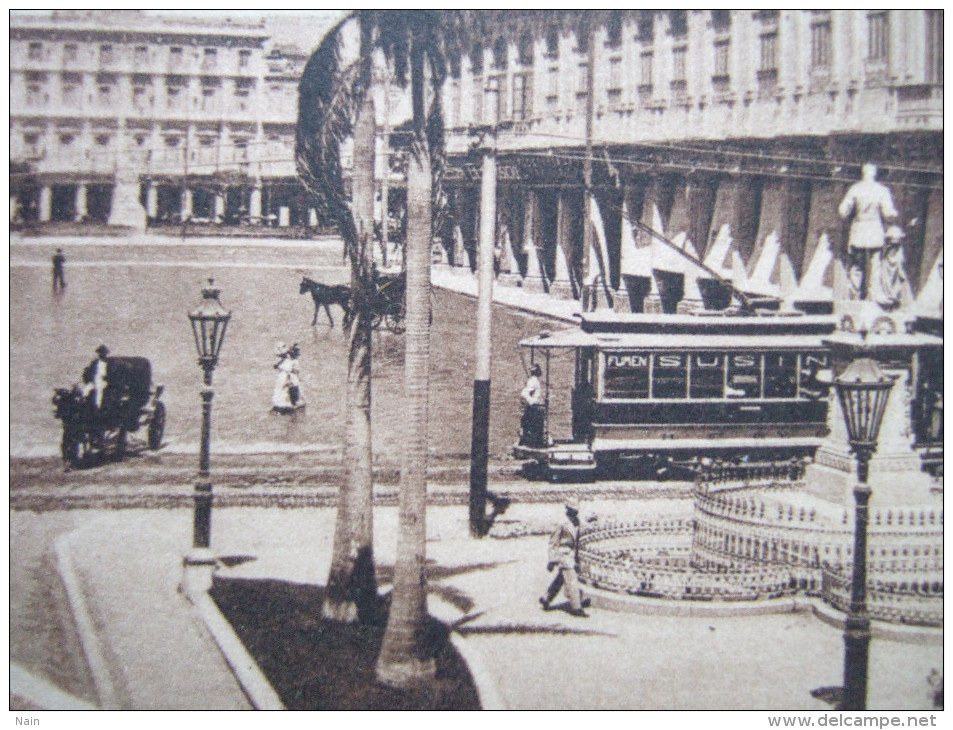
[
  {"xmin": 52, "ymin": 248, "xmax": 66, "ymax": 292},
  {"xmin": 539, "ymin": 497, "xmax": 589, "ymax": 617}
]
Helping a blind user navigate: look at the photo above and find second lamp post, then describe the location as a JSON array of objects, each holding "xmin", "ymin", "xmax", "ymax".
[
  {"xmin": 184, "ymin": 278, "xmax": 231, "ymax": 597},
  {"xmin": 832, "ymin": 356, "xmax": 895, "ymax": 711}
]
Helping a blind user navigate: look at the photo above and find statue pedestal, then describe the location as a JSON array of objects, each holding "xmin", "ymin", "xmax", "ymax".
[
  {"xmin": 108, "ymin": 182, "xmax": 147, "ymax": 231},
  {"xmin": 806, "ymin": 323, "xmax": 943, "ymax": 507}
]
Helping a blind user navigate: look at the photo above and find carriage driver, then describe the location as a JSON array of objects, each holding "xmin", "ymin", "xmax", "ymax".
[{"xmin": 81, "ymin": 345, "xmax": 110, "ymax": 412}]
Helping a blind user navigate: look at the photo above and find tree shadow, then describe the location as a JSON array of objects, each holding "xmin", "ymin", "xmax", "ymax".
[{"xmin": 210, "ymin": 576, "xmax": 480, "ymax": 710}]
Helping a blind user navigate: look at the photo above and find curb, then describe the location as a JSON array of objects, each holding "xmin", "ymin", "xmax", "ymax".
[
  {"xmin": 804, "ymin": 597, "xmax": 943, "ymax": 645},
  {"xmin": 428, "ymin": 595, "xmax": 508, "ymax": 710},
  {"xmin": 189, "ymin": 590, "xmax": 285, "ymax": 710},
  {"xmin": 53, "ymin": 531, "xmax": 126, "ymax": 710},
  {"xmin": 587, "ymin": 585, "xmax": 944, "ymax": 645},
  {"xmin": 587, "ymin": 584, "xmax": 802, "ymax": 618},
  {"xmin": 10, "ymin": 663, "xmax": 98, "ymax": 711}
]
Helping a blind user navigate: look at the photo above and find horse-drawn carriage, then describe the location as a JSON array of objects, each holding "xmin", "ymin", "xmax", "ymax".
[
  {"xmin": 52, "ymin": 356, "xmax": 166, "ymax": 467},
  {"xmin": 300, "ymin": 270, "xmax": 406, "ymax": 333}
]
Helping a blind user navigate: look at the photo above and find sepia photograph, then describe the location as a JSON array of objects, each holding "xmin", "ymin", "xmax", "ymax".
[{"xmin": 9, "ymin": 9, "xmax": 943, "ymax": 718}]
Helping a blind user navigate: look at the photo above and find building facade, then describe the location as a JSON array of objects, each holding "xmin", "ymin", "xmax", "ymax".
[
  {"xmin": 437, "ymin": 10, "xmax": 943, "ymax": 314},
  {"xmin": 10, "ymin": 10, "xmax": 314, "ymax": 228}
]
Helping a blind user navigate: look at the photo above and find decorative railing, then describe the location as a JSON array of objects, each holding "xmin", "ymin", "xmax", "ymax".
[
  {"xmin": 578, "ymin": 483, "xmax": 943, "ymax": 624},
  {"xmin": 822, "ymin": 566, "xmax": 942, "ymax": 627}
]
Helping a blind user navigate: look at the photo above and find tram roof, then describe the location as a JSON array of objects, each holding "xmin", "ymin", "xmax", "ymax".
[
  {"xmin": 519, "ymin": 329, "xmax": 831, "ymax": 350},
  {"xmin": 578, "ymin": 312, "xmax": 838, "ymax": 336}
]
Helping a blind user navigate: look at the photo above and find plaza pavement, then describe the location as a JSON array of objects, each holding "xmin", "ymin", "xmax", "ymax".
[
  {"xmin": 44, "ymin": 499, "xmax": 941, "ymax": 711},
  {"xmin": 14, "ymin": 243, "xmax": 942, "ymax": 711}
]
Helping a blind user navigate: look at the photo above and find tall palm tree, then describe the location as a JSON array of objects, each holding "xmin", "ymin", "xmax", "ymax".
[
  {"xmin": 297, "ymin": 14, "xmax": 379, "ymax": 622},
  {"xmin": 372, "ymin": 11, "xmax": 468, "ymax": 688},
  {"xmin": 298, "ymin": 8, "xmax": 469, "ymax": 682}
]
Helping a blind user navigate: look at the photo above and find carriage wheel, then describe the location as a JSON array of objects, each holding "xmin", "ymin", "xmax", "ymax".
[
  {"xmin": 148, "ymin": 401, "xmax": 166, "ymax": 450},
  {"xmin": 63, "ymin": 429, "xmax": 94, "ymax": 467},
  {"xmin": 112, "ymin": 427, "xmax": 128, "ymax": 460}
]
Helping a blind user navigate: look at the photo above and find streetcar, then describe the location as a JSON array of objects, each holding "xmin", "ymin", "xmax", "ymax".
[{"xmin": 514, "ymin": 311, "xmax": 837, "ymax": 480}]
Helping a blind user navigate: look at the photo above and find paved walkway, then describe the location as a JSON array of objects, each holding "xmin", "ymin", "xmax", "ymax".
[
  {"xmin": 44, "ymin": 500, "xmax": 941, "ymax": 711},
  {"xmin": 432, "ymin": 265, "xmax": 582, "ymax": 323}
]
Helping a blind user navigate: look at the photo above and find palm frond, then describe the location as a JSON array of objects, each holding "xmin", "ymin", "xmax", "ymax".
[{"xmin": 295, "ymin": 17, "xmax": 365, "ymax": 256}]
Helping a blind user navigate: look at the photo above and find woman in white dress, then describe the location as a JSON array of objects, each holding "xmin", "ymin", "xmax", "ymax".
[
  {"xmin": 272, "ymin": 343, "xmax": 293, "ymax": 412},
  {"xmin": 272, "ymin": 342, "xmax": 306, "ymax": 413},
  {"xmin": 285, "ymin": 343, "xmax": 305, "ymax": 409}
]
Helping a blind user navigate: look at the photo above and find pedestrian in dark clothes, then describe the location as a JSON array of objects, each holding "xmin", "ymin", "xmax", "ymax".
[{"xmin": 52, "ymin": 248, "xmax": 66, "ymax": 292}]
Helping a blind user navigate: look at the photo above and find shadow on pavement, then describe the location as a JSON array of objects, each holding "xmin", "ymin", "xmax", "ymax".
[{"xmin": 210, "ymin": 576, "xmax": 481, "ymax": 710}]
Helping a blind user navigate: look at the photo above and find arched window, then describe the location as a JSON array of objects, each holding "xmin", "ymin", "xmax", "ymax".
[
  {"xmin": 545, "ymin": 26, "xmax": 560, "ymax": 58},
  {"xmin": 492, "ymin": 36, "xmax": 508, "ymax": 70},
  {"xmin": 518, "ymin": 31, "xmax": 534, "ymax": 66},
  {"xmin": 607, "ymin": 10, "xmax": 623, "ymax": 48},
  {"xmin": 470, "ymin": 43, "xmax": 484, "ymax": 75}
]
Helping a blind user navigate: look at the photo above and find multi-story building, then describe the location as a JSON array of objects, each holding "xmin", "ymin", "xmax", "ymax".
[
  {"xmin": 437, "ymin": 10, "xmax": 943, "ymax": 313},
  {"xmin": 10, "ymin": 10, "xmax": 314, "ymax": 228}
]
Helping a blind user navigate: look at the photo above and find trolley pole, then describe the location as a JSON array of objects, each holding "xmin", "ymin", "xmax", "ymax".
[{"xmin": 469, "ymin": 134, "xmax": 497, "ymax": 537}]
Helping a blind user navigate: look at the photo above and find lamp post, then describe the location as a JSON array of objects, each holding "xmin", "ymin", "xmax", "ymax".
[
  {"xmin": 833, "ymin": 357, "xmax": 895, "ymax": 711},
  {"xmin": 183, "ymin": 278, "xmax": 231, "ymax": 598}
]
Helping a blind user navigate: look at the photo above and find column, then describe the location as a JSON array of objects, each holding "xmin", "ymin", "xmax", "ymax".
[
  {"xmin": 452, "ymin": 188, "xmax": 472, "ymax": 269},
  {"xmin": 74, "ymin": 184, "xmax": 88, "ymax": 222},
  {"xmin": 549, "ymin": 190, "xmax": 575, "ymax": 299},
  {"xmin": 618, "ymin": 185, "xmax": 652, "ymax": 313},
  {"xmin": 662, "ymin": 178, "xmax": 706, "ymax": 314},
  {"xmin": 214, "ymin": 189, "xmax": 226, "ymax": 222},
  {"xmin": 181, "ymin": 187, "xmax": 193, "ymax": 222},
  {"xmin": 640, "ymin": 179, "xmax": 670, "ymax": 313},
  {"xmin": 797, "ymin": 181, "xmax": 846, "ymax": 306},
  {"xmin": 249, "ymin": 182, "xmax": 262, "ymax": 222},
  {"xmin": 747, "ymin": 178, "xmax": 810, "ymax": 307},
  {"xmin": 39, "ymin": 185, "xmax": 52, "ymax": 222},
  {"xmin": 703, "ymin": 177, "xmax": 760, "ymax": 309},
  {"xmin": 521, "ymin": 191, "xmax": 546, "ymax": 293},
  {"xmin": 145, "ymin": 182, "xmax": 158, "ymax": 219}
]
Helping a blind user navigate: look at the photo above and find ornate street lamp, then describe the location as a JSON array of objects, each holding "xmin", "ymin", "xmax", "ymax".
[
  {"xmin": 833, "ymin": 357, "xmax": 895, "ymax": 711},
  {"xmin": 183, "ymin": 278, "xmax": 231, "ymax": 597}
]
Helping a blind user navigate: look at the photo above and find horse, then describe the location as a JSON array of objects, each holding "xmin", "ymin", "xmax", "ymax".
[{"xmin": 300, "ymin": 277, "xmax": 351, "ymax": 328}]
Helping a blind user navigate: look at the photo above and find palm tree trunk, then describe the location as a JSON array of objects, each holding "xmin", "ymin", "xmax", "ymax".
[
  {"xmin": 323, "ymin": 94, "xmax": 378, "ymax": 622},
  {"xmin": 376, "ymin": 42, "xmax": 436, "ymax": 687}
]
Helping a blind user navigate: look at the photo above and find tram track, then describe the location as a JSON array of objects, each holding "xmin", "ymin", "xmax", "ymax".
[{"xmin": 10, "ymin": 455, "xmax": 694, "ymax": 512}]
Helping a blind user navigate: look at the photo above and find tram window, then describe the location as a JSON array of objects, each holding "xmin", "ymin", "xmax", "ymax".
[
  {"xmin": 689, "ymin": 352, "xmax": 724, "ymax": 399},
  {"xmin": 726, "ymin": 353, "xmax": 760, "ymax": 398},
  {"xmin": 763, "ymin": 353, "xmax": 798, "ymax": 398},
  {"xmin": 603, "ymin": 352, "xmax": 649, "ymax": 399},
  {"xmin": 799, "ymin": 351, "xmax": 830, "ymax": 400},
  {"xmin": 653, "ymin": 353, "xmax": 688, "ymax": 399},
  {"xmin": 915, "ymin": 349, "xmax": 943, "ymax": 444}
]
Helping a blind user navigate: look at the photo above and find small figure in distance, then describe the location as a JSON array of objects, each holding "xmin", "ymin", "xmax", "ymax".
[
  {"xmin": 519, "ymin": 364, "xmax": 546, "ymax": 448},
  {"xmin": 272, "ymin": 342, "xmax": 306, "ymax": 414},
  {"xmin": 52, "ymin": 248, "xmax": 66, "ymax": 293},
  {"xmin": 539, "ymin": 497, "xmax": 591, "ymax": 617}
]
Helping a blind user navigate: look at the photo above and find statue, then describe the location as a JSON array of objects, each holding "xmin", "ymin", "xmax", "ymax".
[
  {"xmin": 868, "ymin": 226, "xmax": 913, "ymax": 310},
  {"xmin": 838, "ymin": 163, "xmax": 898, "ymax": 302}
]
